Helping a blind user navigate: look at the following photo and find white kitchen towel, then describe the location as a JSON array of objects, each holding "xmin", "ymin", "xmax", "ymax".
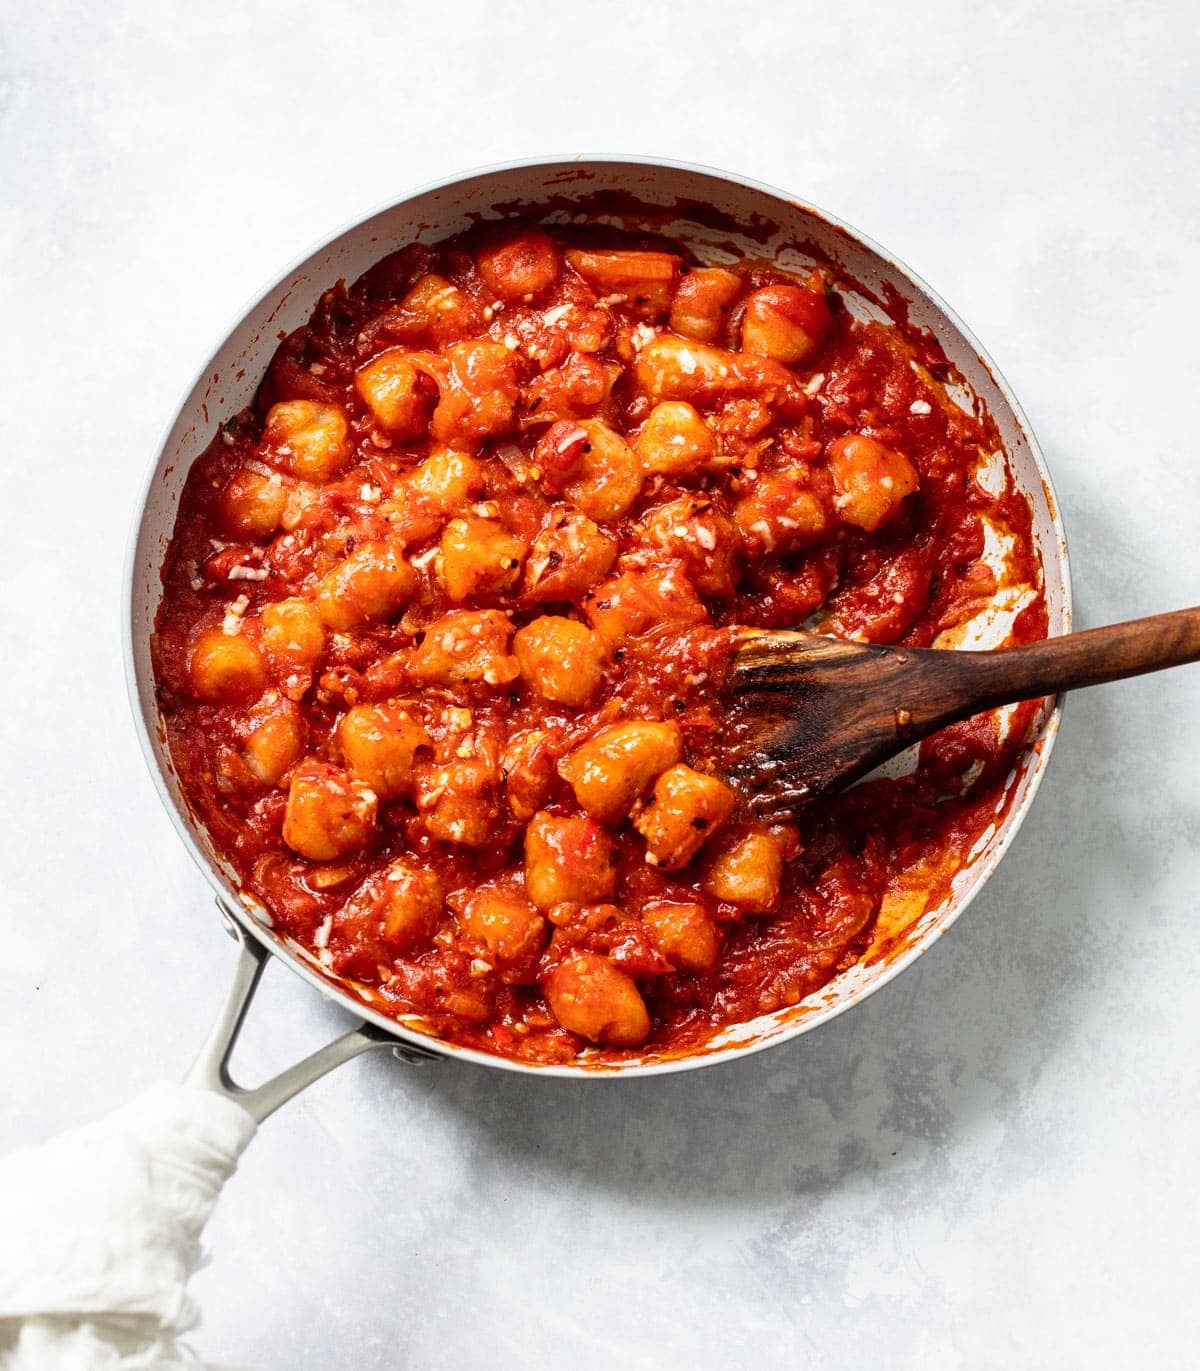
[{"xmin": 0, "ymin": 1084, "xmax": 257, "ymax": 1369}]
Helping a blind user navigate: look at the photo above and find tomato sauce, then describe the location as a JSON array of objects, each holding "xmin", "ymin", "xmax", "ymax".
[{"xmin": 152, "ymin": 223, "xmax": 1046, "ymax": 1064}]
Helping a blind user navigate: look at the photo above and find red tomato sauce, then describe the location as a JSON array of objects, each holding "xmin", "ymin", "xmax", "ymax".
[{"xmin": 152, "ymin": 224, "xmax": 1046, "ymax": 1064}]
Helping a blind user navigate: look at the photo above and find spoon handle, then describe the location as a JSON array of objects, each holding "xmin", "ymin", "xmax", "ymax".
[{"xmin": 925, "ymin": 605, "xmax": 1200, "ymax": 719}]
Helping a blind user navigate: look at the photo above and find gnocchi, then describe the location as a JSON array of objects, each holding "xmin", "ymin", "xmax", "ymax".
[
  {"xmin": 827, "ymin": 433, "xmax": 920, "ymax": 532},
  {"xmin": 282, "ymin": 760, "xmax": 377, "ymax": 861},
  {"xmin": 525, "ymin": 813, "xmax": 617, "ymax": 909},
  {"xmin": 557, "ymin": 721, "xmax": 681, "ymax": 823},
  {"xmin": 355, "ymin": 349, "xmax": 434, "ymax": 437},
  {"xmin": 633, "ymin": 765, "xmax": 735, "ymax": 870},
  {"xmin": 189, "ymin": 627, "xmax": 266, "ymax": 705},
  {"xmin": 544, "ymin": 953, "xmax": 651, "ymax": 1046},
  {"xmin": 263, "ymin": 400, "xmax": 350, "ymax": 482},
  {"xmin": 634, "ymin": 401, "xmax": 717, "ymax": 477},
  {"xmin": 316, "ymin": 542, "xmax": 416, "ymax": 630},
  {"xmin": 512, "ymin": 616, "xmax": 605, "ymax": 707},
  {"xmin": 338, "ymin": 703, "xmax": 429, "ymax": 799},
  {"xmin": 702, "ymin": 828, "xmax": 790, "ymax": 912},
  {"xmin": 440, "ymin": 517, "xmax": 526, "ymax": 602}
]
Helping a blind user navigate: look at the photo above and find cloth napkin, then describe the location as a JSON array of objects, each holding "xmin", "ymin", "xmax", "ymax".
[{"xmin": 0, "ymin": 1084, "xmax": 257, "ymax": 1369}]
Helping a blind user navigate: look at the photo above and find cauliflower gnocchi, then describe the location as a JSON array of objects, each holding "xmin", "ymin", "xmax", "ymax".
[{"xmin": 157, "ymin": 221, "xmax": 1044, "ymax": 1065}]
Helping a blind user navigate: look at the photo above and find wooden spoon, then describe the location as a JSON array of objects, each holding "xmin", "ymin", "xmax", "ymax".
[{"xmin": 720, "ymin": 606, "xmax": 1200, "ymax": 820}]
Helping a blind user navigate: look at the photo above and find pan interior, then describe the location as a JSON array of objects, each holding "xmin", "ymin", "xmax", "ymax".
[{"xmin": 125, "ymin": 157, "xmax": 1070, "ymax": 1077}]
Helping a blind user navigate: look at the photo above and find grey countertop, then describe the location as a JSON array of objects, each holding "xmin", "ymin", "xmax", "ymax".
[{"xmin": 3, "ymin": 2, "xmax": 1199, "ymax": 1366}]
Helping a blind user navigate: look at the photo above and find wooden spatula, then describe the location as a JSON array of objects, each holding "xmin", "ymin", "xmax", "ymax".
[{"xmin": 719, "ymin": 607, "xmax": 1200, "ymax": 820}]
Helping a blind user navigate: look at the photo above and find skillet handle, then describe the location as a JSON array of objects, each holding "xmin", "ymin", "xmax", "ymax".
[
  {"xmin": 0, "ymin": 915, "xmax": 440, "ymax": 1360},
  {"xmin": 186, "ymin": 912, "xmax": 438, "ymax": 1123}
]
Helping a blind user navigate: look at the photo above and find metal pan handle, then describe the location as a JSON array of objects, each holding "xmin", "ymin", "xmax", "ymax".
[
  {"xmin": 187, "ymin": 913, "xmax": 438, "ymax": 1123},
  {"xmin": 0, "ymin": 918, "xmax": 440, "ymax": 1351}
]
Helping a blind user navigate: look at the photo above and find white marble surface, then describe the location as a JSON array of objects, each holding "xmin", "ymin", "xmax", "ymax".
[{"xmin": 3, "ymin": 2, "xmax": 1200, "ymax": 1366}]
